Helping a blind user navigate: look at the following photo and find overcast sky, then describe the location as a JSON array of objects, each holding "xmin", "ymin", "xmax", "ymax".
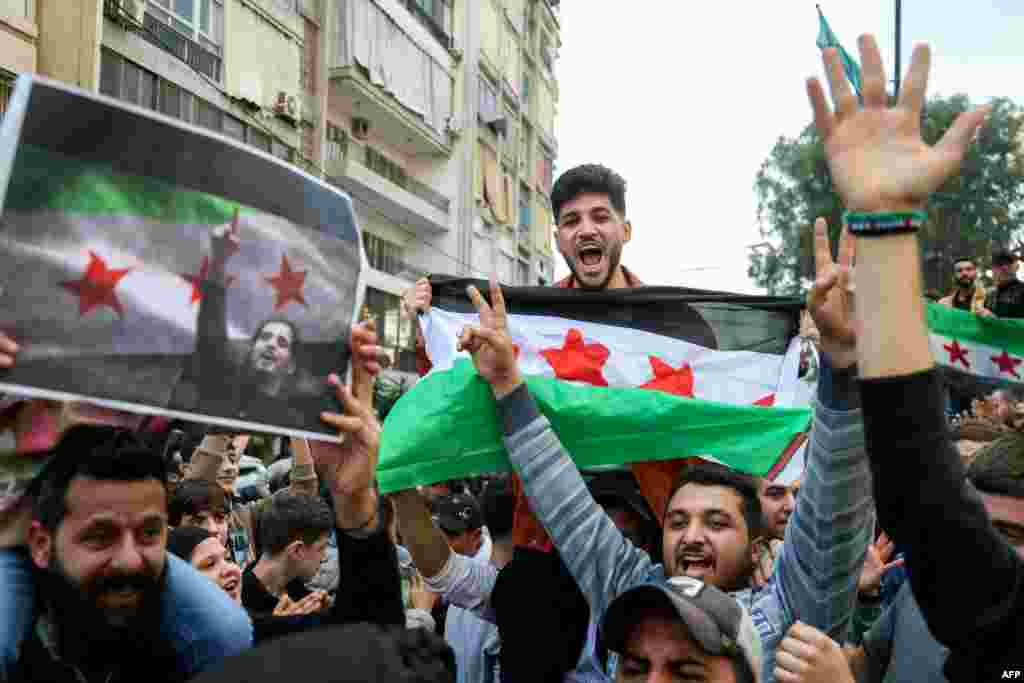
[{"xmin": 553, "ymin": 2, "xmax": 1024, "ymax": 293}]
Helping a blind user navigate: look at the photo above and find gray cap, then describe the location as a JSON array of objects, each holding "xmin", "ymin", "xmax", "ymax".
[{"xmin": 602, "ymin": 576, "xmax": 761, "ymax": 682}]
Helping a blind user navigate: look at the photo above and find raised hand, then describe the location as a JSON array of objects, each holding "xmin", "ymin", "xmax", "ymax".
[
  {"xmin": 210, "ymin": 208, "xmax": 241, "ymax": 270},
  {"xmin": 401, "ymin": 277, "xmax": 432, "ymax": 316},
  {"xmin": 315, "ymin": 320, "xmax": 382, "ymax": 497},
  {"xmin": 775, "ymin": 622, "xmax": 856, "ymax": 683},
  {"xmin": 808, "ymin": 35, "xmax": 988, "ymax": 213},
  {"xmin": 858, "ymin": 532, "xmax": 904, "ymax": 595},
  {"xmin": 458, "ymin": 276, "xmax": 521, "ymax": 397},
  {"xmin": 807, "ymin": 218, "xmax": 857, "ymax": 369},
  {"xmin": 0, "ymin": 333, "xmax": 19, "ymax": 368}
]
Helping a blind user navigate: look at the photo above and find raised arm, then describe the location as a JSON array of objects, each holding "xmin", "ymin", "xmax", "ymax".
[
  {"xmin": 458, "ymin": 278, "xmax": 656, "ymax": 620},
  {"xmin": 393, "ymin": 488, "xmax": 500, "ymax": 620},
  {"xmin": 285, "ymin": 438, "xmax": 318, "ymax": 497},
  {"xmin": 314, "ymin": 320, "xmax": 403, "ymax": 627},
  {"xmin": 808, "ymin": 35, "xmax": 1014, "ymax": 645}
]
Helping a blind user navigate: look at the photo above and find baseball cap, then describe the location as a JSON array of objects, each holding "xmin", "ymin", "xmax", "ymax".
[
  {"xmin": 431, "ymin": 493, "xmax": 483, "ymax": 534},
  {"xmin": 602, "ymin": 576, "xmax": 762, "ymax": 682},
  {"xmin": 992, "ymin": 249, "xmax": 1018, "ymax": 266}
]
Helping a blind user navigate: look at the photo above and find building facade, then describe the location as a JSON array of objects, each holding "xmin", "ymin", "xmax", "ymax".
[{"xmin": 0, "ymin": 0, "xmax": 560, "ymax": 381}]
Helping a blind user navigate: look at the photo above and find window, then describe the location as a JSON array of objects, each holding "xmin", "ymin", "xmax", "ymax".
[
  {"xmin": 0, "ymin": 72, "xmax": 13, "ymax": 120},
  {"xmin": 145, "ymin": 0, "xmax": 223, "ymax": 82},
  {"xmin": 160, "ymin": 80, "xmax": 181, "ymax": 118},
  {"xmin": 406, "ymin": 0, "xmax": 450, "ymax": 48},
  {"xmin": 364, "ymin": 287, "xmax": 417, "ymax": 372},
  {"xmin": 478, "ymin": 76, "xmax": 499, "ymax": 124},
  {"xmin": 99, "ymin": 50, "xmax": 158, "ymax": 110},
  {"xmin": 326, "ymin": 122, "xmax": 347, "ymax": 162},
  {"xmin": 364, "ymin": 233, "xmax": 406, "ymax": 277},
  {"xmin": 195, "ymin": 97, "xmax": 221, "ymax": 131},
  {"xmin": 248, "ymin": 128, "xmax": 271, "ymax": 153},
  {"xmin": 500, "ymin": 252, "xmax": 515, "ymax": 285},
  {"xmin": 518, "ymin": 259, "xmax": 530, "ymax": 285},
  {"xmin": 365, "ymin": 147, "xmax": 407, "ymax": 189},
  {"xmin": 222, "ymin": 114, "xmax": 245, "ymax": 142},
  {"xmin": 519, "ymin": 187, "xmax": 531, "ymax": 231},
  {"xmin": 272, "ymin": 139, "xmax": 292, "ymax": 161}
]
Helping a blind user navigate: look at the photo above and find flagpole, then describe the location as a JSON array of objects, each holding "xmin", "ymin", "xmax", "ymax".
[{"xmin": 894, "ymin": 0, "xmax": 902, "ymax": 99}]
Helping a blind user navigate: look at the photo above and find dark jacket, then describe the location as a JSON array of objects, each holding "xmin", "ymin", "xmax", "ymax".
[
  {"xmin": 984, "ymin": 279, "xmax": 1024, "ymax": 319},
  {"xmin": 860, "ymin": 370, "xmax": 1024, "ymax": 681}
]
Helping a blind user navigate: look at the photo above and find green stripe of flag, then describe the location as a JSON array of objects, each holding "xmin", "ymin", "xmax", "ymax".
[
  {"xmin": 927, "ymin": 302, "xmax": 1024, "ymax": 356},
  {"xmin": 5, "ymin": 144, "xmax": 256, "ymax": 224},
  {"xmin": 377, "ymin": 359, "xmax": 812, "ymax": 494}
]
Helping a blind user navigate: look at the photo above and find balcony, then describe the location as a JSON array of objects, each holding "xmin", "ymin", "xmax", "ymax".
[
  {"xmin": 328, "ymin": 154, "xmax": 450, "ymax": 236},
  {"xmin": 138, "ymin": 11, "xmax": 222, "ymax": 82},
  {"xmin": 330, "ymin": 0, "xmax": 453, "ymax": 158}
]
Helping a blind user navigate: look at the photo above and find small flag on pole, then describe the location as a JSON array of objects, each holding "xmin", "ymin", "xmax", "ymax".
[{"xmin": 816, "ymin": 5, "xmax": 863, "ymax": 99}]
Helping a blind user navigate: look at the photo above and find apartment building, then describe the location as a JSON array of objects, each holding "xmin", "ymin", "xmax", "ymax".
[{"xmin": 0, "ymin": 0, "xmax": 561, "ymax": 381}]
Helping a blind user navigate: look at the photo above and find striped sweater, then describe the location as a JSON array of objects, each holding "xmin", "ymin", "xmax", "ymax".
[{"xmin": 496, "ymin": 358, "xmax": 874, "ymax": 682}]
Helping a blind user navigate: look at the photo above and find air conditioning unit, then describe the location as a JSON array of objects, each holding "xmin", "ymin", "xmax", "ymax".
[
  {"xmin": 352, "ymin": 117, "xmax": 371, "ymax": 141},
  {"xmin": 121, "ymin": 0, "xmax": 146, "ymax": 25},
  {"xmin": 273, "ymin": 91, "xmax": 299, "ymax": 122}
]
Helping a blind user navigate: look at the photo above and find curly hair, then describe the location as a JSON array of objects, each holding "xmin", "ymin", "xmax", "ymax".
[{"xmin": 550, "ymin": 163, "xmax": 627, "ymax": 223}]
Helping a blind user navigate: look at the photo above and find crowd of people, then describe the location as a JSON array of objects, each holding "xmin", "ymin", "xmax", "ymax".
[{"xmin": 1, "ymin": 32, "xmax": 1023, "ymax": 683}]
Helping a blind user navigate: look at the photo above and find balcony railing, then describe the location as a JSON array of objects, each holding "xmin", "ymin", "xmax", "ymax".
[{"xmin": 141, "ymin": 12, "xmax": 222, "ymax": 82}]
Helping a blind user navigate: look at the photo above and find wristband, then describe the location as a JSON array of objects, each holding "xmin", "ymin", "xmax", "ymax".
[{"xmin": 843, "ymin": 210, "xmax": 927, "ymax": 236}]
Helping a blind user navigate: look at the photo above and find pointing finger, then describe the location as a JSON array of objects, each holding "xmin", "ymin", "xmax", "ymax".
[
  {"xmin": 466, "ymin": 285, "xmax": 493, "ymax": 324},
  {"xmin": 813, "ymin": 218, "xmax": 834, "ymax": 274},
  {"xmin": 806, "ymin": 77, "xmax": 834, "ymax": 140}
]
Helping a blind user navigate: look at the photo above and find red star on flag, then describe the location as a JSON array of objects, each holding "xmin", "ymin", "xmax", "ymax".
[
  {"xmin": 59, "ymin": 251, "xmax": 133, "ymax": 317},
  {"xmin": 991, "ymin": 350, "xmax": 1022, "ymax": 379},
  {"xmin": 540, "ymin": 328, "xmax": 610, "ymax": 386},
  {"xmin": 264, "ymin": 254, "xmax": 308, "ymax": 310},
  {"xmin": 640, "ymin": 357, "xmax": 694, "ymax": 397},
  {"xmin": 754, "ymin": 394, "xmax": 776, "ymax": 407},
  {"xmin": 178, "ymin": 257, "xmax": 237, "ymax": 304},
  {"xmin": 943, "ymin": 340, "xmax": 971, "ymax": 369}
]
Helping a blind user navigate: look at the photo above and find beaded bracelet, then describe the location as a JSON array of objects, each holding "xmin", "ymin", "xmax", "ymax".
[{"xmin": 843, "ymin": 210, "xmax": 928, "ymax": 236}]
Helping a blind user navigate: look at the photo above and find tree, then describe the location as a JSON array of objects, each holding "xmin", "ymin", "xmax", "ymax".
[{"xmin": 750, "ymin": 95, "xmax": 1024, "ymax": 295}]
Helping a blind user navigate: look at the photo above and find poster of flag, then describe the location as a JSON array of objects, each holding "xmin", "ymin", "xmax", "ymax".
[
  {"xmin": 0, "ymin": 77, "xmax": 364, "ymax": 440},
  {"xmin": 377, "ymin": 278, "xmax": 814, "ymax": 493}
]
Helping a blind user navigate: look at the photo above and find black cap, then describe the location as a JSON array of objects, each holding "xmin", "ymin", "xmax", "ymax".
[{"xmin": 431, "ymin": 493, "xmax": 483, "ymax": 534}]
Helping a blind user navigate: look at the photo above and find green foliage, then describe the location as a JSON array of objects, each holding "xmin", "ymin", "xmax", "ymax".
[{"xmin": 750, "ymin": 95, "xmax": 1024, "ymax": 295}]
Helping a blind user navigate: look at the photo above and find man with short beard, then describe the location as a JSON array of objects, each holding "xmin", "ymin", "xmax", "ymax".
[
  {"xmin": 14, "ymin": 426, "xmax": 248, "ymax": 683},
  {"xmin": 757, "ymin": 478, "xmax": 796, "ymax": 541},
  {"xmin": 938, "ymin": 257, "xmax": 986, "ymax": 312}
]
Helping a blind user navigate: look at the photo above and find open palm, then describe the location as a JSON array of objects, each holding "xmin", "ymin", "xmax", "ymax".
[{"xmin": 808, "ymin": 36, "xmax": 988, "ymax": 212}]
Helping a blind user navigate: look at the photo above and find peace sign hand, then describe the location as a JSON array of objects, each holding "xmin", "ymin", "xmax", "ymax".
[
  {"xmin": 457, "ymin": 276, "xmax": 522, "ymax": 398},
  {"xmin": 808, "ymin": 35, "xmax": 988, "ymax": 213},
  {"xmin": 807, "ymin": 218, "xmax": 857, "ymax": 369}
]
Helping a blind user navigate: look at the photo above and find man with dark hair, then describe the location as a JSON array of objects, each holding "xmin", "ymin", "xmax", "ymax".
[
  {"xmin": 980, "ymin": 248, "xmax": 1024, "ymax": 319},
  {"xmin": 190, "ymin": 623, "xmax": 456, "ymax": 683},
  {"xmin": 169, "ymin": 213, "xmax": 330, "ymax": 430},
  {"xmin": 242, "ymin": 492, "xmax": 333, "ymax": 615},
  {"xmin": 12, "ymin": 425, "xmax": 251, "ymax": 682},
  {"xmin": 548, "ymin": 163, "xmax": 638, "ymax": 291},
  {"xmin": 756, "ymin": 477, "xmax": 796, "ymax": 541},
  {"xmin": 938, "ymin": 257, "xmax": 986, "ymax": 312},
  {"xmin": 169, "ymin": 479, "xmax": 230, "ymax": 549},
  {"xmin": 431, "ymin": 493, "xmax": 487, "ymax": 560}
]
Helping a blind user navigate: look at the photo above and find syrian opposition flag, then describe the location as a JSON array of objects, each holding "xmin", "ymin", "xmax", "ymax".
[
  {"xmin": 378, "ymin": 279, "xmax": 814, "ymax": 493},
  {"xmin": 0, "ymin": 143, "xmax": 361, "ymax": 438},
  {"xmin": 929, "ymin": 302, "xmax": 1024, "ymax": 390}
]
